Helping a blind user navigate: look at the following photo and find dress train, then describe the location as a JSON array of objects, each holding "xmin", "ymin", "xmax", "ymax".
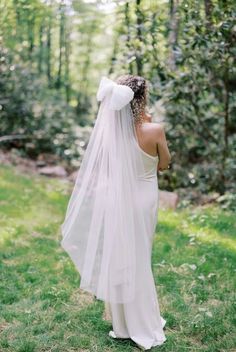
[{"xmin": 107, "ymin": 146, "xmax": 167, "ymax": 350}]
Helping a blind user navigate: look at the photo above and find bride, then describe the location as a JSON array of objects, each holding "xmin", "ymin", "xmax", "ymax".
[{"xmin": 60, "ymin": 74, "xmax": 171, "ymax": 350}]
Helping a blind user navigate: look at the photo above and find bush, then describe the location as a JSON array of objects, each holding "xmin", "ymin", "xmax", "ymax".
[{"xmin": 0, "ymin": 47, "xmax": 88, "ymax": 164}]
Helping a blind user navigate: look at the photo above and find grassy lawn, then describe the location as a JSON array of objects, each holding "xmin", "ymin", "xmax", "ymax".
[{"xmin": 0, "ymin": 164, "xmax": 235, "ymax": 352}]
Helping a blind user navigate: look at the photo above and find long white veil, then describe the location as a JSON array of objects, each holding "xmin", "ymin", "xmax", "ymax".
[{"xmin": 60, "ymin": 76, "xmax": 147, "ymax": 304}]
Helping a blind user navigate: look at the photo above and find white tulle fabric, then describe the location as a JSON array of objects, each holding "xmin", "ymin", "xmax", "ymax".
[
  {"xmin": 60, "ymin": 76, "xmax": 147, "ymax": 304},
  {"xmin": 96, "ymin": 76, "xmax": 134, "ymax": 110}
]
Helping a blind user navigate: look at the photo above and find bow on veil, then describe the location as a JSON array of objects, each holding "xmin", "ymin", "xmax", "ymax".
[
  {"xmin": 60, "ymin": 76, "xmax": 145, "ymax": 304},
  {"xmin": 96, "ymin": 76, "xmax": 134, "ymax": 110}
]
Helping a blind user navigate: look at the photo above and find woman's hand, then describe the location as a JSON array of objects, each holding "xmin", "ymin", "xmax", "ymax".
[{"xmin": 158, "ymin": 163, "xmax": 170, "ymax": 172}]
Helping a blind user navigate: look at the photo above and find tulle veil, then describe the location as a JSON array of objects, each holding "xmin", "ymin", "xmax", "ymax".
[{"xmin": 60, "ymin": 76, "xmax": 147, "ymax": 304}]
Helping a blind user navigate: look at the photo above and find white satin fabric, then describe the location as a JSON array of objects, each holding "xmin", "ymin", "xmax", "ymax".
[
  {"xmin": 97, "ymin": 76, "xmax": 134, "ymax": 110},
  {"xmin": 60, "ymin": 75, "xmax": 167, "ymax": 349},
  {"xmin": 108, "ymin": 145, "xmax": 167, "ymax": 350}
]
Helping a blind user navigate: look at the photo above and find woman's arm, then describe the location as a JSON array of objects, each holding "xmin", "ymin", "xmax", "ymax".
[{"xmin": 155, "ymin": 125, "xmax": 171, "ymax": 171}]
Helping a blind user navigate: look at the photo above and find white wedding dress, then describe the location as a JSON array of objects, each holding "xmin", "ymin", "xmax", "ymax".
[
  {"xmin": 107, "ymin": 140, "xmax": 167, "ymax": 350},
  {"xmin": 60, "ymin": 76, "xmax": 167, "ymax": 351}
]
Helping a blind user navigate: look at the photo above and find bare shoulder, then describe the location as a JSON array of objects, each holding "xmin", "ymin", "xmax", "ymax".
[{"xmin": 142, "ymin": 122, "xmax": 165, "ymax": 140}]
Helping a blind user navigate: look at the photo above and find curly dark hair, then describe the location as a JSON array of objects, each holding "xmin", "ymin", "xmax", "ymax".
[{"xmin": 115, "ymin": 74, "xmax": 148, "ymax": 125}]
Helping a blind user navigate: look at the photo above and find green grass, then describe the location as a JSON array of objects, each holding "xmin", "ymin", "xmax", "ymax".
[{"xmin": 0, "ymin": 164, "xmax": 235, "ymax": 352}]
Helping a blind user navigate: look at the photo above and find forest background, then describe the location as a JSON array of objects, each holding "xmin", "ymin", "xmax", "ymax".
[{"xmin": 0, "ymin": 0, "xmax": 235, "ymax": 208}]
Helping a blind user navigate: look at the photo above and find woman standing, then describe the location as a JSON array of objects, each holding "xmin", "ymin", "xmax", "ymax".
[{"xmin": 61, "ymin": 75, "xmax": 171, "ymax": 350}]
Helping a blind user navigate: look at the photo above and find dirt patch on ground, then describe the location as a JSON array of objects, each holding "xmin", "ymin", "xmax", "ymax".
[{"xmin": 70, "ymin": 288, "xmax": 95, "ymax": 309}]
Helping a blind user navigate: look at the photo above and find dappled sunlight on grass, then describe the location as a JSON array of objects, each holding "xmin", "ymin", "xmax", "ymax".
[
  {"xmin": 0, "ymin": 165, "xmax": 69, "ymax": 246},
  {"xmin": 158, "ymin": 207, "xmax": 236, "ymax": 252},
  {"xmin": 153, "ymin": 207, "xmax": 236, "ymax": 352},
  {"xmin": 194, "ymin": 228, "xmax": 236, "ymax": 251},
  {"xmin": 0, "ymin": 165, "xmax": 235, "ymax": 352}
]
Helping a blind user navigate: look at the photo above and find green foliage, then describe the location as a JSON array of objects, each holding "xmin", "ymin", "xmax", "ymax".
[
  {"xmin": 111, "ymin": 0, "xmax": 236, "ymax": 194},
  {"xmin": 159, "ymin": 1, "xmax": 236, "ymax": 193},
  {"xmin": 216, "ymin": 192, "xmax": 236, "ymax": 211},
  {"xmin": 0, "ymin": 47, "xmax": 81, "ymax": 162},
  {"xmin": 0, "ymin": 0, "xmax": 235, "ymax": 194}
]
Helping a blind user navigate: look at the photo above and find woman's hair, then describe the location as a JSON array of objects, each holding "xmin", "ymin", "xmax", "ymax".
[{"xmin": 115, "ymin": 74, "xmax": 148, "ymax": 124}]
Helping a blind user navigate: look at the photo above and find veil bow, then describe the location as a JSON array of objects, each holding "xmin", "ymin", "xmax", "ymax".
[
  {"xmin": 97, "ymin": 76, "xmax": 134, "ymax": 110},
  {"xmin": 61, "ymin": 76, "xmax": 146, "ymax": 303}
]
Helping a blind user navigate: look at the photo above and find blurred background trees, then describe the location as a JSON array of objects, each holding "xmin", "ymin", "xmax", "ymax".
[{"xmin": 0, "ymin": 0, "xmax": 235, "ymax": 202}]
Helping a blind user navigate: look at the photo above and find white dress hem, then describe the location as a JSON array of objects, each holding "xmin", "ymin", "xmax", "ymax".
[{"xmin": 108, "ymin": 316, "xmax": 167, "ymax": 350}]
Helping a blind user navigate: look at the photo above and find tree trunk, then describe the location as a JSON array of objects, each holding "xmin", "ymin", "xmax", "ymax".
[
  {"xmin": 81, "ymin": 21, "xmax": 97, "ymax": 92},
  {"xmin": 168, "ymin": 0, "xmax": 179, "ymax": 70},
  {"xmin": 65, "ymin": 23, "xmax": 70, "ymax": 103},
  {"xmin": 150, "ymin": 12, "xmax": 166, "ymax": 82},
  {"xmin": 56, "ymin": 2, "xmax": 65, "ymax": 89},
  {"xmin": 224, "ymin": 79, "xmax": 229, "ymax": 160},
  {"xmin": 27, "ymin": 14, "xmax": 35, "ymax": 58},
  {"xmin": 108, "ymin": 36, "xmax": 119, "ymax": 75},
  {"xmin": 13, "ymin": 0, "xmax": 22, "ymax": 44},
  {"xmin": 46, "ymin": 16, "xmax": 52, "ymax": 86},
  {"xmin": 124, "ymin": 2, "xmax": 133, "ymax": 74},
  {"xmin": 135, "ymin": 0, "xmax": 143, "ymax": 76},
  {"xmin": 38, "ymin": 22, "xmax": 44, "ymax": 74},
  {"xmin": 204, "ymin": 0, "xmax": 213, "ymax": 27}
]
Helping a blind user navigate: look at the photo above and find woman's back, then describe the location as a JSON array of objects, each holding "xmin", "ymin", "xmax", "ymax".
[
  {"xmin": 135, "ymin": 122, "xmax": 159, "ymax": 158},
  {"xmin": 135, "ymin": 121, "xmax": 171, "ymax": 170}
]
